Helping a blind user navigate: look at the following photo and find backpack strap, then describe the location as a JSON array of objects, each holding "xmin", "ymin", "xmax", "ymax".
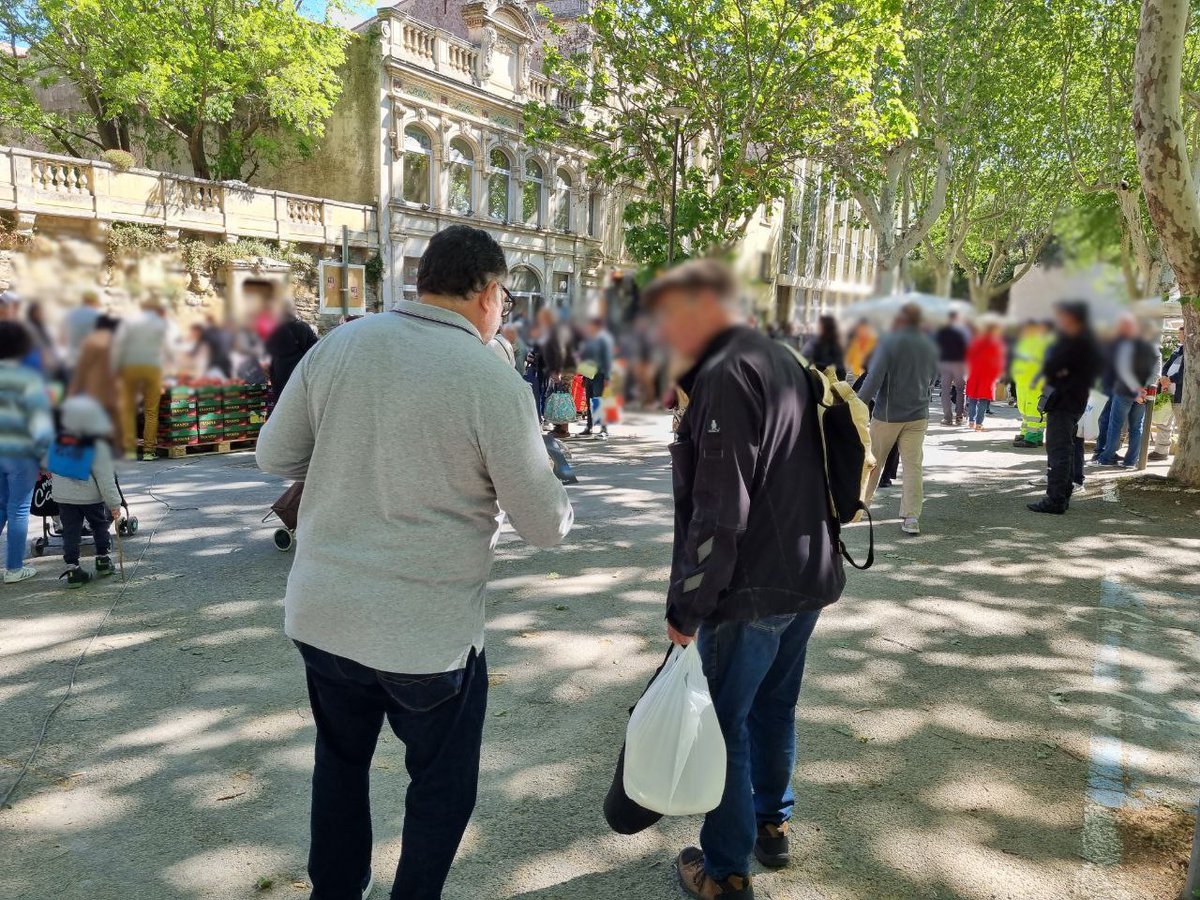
[
  {"xmin": 786, "ymin": 343, "xmax": 875, "ymax": 571},
  {"xmin": 839, "ymin": 505, "xmax": 874, "ymax": 570}
]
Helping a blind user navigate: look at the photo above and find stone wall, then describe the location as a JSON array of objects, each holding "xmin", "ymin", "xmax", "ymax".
[
  {"xmin": 257, "ymin": 33, "xmax": 383, "ymax": 206},
  {"xmin": 0, "ymin": 225, "xmax": 380, "ymax": 334}
]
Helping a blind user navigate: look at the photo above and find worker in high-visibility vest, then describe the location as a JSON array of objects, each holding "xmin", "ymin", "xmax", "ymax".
[{"xmin": 1011, "ymin": 320, "xmax": 1054, "ymax": 447}]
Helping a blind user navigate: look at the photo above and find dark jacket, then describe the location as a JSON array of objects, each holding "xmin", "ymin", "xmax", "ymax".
[
  {"xmin": 666, "ymin": 326, "xmax": 845, "ymax": 635},
  {"xmin": 1104, "ymin": 336, "xmax": 1158, "ymax": 399},
  {"xmin": 802, "ymin": 337, "xmax": 846, "ymax": 381},
  {"xmin": 935, "ymin": 325, "xmax": 968, "ymax": 362},
  {"xmin": 1042, "ymin": 330, "xmax": 1104, "ymax": 413},
  {"xmin": 1164, "ymin": 346, "xmax": 1185, "ymax": 404},
  {"xmin": 266, "ymin": 317, "xmax": 319, "ymax": 394}
]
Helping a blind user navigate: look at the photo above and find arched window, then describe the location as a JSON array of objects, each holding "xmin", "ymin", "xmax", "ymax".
[
  {"xmin": 554, "ymin": 168, "xmax": 572, "ymax": 231},
  {"xmin": 488, "ymin": 148, "xmax": 511, "ymax": 222},
  {"xmin": 523, "ymin": 159, "xmax": 543, "ymax": 228},
  {"xmin": 447, "ymin": 138, "xmax": 474, "ymax": 215},
  {"xmin": 509, "ymin": 265, "xmax": 543, "ymax": 318},
  {"xmin": 403, "ymin": 126, "xmax": 433, "ymax": 205}
]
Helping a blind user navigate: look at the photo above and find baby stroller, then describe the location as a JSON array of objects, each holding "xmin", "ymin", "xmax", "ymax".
[
  {"xmin": 264, "ymin": 481, "xmax": 302, "ymax": 552},
  {"xmin": 30, "ymin": 471, "xmax": 138, "ymax": 557}
]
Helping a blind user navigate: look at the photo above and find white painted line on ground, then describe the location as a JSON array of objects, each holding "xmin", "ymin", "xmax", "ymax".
[{"xmin": 1080, "ymin": 577, "xmax": 1143, "ymax": 866}]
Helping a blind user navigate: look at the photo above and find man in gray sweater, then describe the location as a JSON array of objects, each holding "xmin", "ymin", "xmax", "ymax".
[
  {"xmin": 856, "ymin": 303, "xmax": 939, "ymax": 535},
  {"xmin": 257, "ymin": 225, "xmax": 573, "ymax": 900}
]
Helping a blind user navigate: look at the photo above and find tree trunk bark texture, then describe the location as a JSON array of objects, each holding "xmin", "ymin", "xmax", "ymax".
[{"xmin": 1133, "ymin": 0, "xmax": 1200, "ymax": 488}]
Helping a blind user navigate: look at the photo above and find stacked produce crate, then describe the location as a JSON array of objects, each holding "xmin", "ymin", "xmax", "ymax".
[
  {"xmin": 219, "ymin": 383, "xmax": 268, "ymax": 442},
  {"xmin": 155, "ymin": 382, "xmax": 267, "ymax": 456},
  {"xmin": 158, "ymin": 386, "xmax": 201, "ymax": 450}
]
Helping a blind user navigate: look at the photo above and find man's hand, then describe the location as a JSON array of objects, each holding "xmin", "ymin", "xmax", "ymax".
[
  {"xmin": 111, "ymin": 508, "xmax": 121, "ymax": 521},
  {"xmin": 667, "ymin": 622, "xmax": 695, "ymax": 646},
  {"xmin": 1136, "ymin": 389, "xmax": 1148, "ymax": 404}
]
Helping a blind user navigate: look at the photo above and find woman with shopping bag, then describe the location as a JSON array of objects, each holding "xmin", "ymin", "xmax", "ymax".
[{"xmin": 634, "ymin": 261, "xmax": 845, "ymax": 900}]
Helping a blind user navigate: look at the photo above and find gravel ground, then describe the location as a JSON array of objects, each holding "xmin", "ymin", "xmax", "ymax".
[{"xmin": 0, "ymin": 406, "xmax": 1197, "ymax": 900}]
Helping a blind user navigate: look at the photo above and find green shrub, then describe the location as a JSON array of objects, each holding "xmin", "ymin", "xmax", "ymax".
[{"xmin": 101, "ymin": 149, "xmax": 136, "ymax": 171}]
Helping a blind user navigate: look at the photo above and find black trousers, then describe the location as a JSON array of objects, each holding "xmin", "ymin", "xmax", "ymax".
[
  {"xmin": 1045, "ymin": 405, "xmax": 1084, "ymax": 507},
  {"xmin": 585, "ymin": 374, "xmax": 608, "ymax": 430},
  {"xmin": 296, "ymin": 643, "xmax": 488, "ymax": 900}
]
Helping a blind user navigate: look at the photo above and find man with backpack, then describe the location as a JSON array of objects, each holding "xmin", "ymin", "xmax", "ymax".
[{"xmin": 646, "ymin": 259, "xmax": 845, "ymax": 900}]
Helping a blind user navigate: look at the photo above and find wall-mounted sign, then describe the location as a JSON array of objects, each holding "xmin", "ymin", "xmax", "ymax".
[{"xmin": 318, "ymin": 261, "xmax": 367, "ymax": 315}]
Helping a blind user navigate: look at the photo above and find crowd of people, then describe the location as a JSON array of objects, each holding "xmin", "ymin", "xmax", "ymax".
[{"xmin": 0, "ymin": 284, "xmax": 317, "ymax": 588}]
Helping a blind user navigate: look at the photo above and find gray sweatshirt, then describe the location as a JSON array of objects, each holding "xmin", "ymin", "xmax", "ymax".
[
  {"xmin": 256, "ymin": 301, "xmax": 574, "ymax": 674},
  {"xmin": 856, "ymin": 327, "xmax": 940, "ymax": 423}
]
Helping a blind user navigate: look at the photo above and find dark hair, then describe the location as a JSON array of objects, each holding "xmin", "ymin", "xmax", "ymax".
[
  {"xmin": 95, "ymin": 314, "xmax": 120, "ymax": 331},
  {"xmin": 0, "ymin": 321, "xmax": 32, "ymax": 360},
  {"xmin": 643, "ymin": 258, "xmax": 735, "ymax": 308},
  {"xmin": 417, "ymin": 225, "xmax": 507, "ymax": 298},
  {"xmin": 818, "ymin": 314, "xmax": 839, "ymax": 343}
]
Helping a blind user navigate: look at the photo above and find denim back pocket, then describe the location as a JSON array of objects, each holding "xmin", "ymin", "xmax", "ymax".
[
  {"xmin": 378, "ymin": 668, "xmax": 466, "ymax": 713},
  {"xmin": 748, "ymin": 613, "xmax": 797, "ymax": 634}
]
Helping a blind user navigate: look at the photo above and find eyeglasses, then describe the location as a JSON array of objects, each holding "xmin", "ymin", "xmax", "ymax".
[{"xmin": 500, "ymin": 285, "xmax": 515, "ymax": 318}]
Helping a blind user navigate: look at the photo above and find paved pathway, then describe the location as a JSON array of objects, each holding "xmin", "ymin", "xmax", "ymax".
[{"xmin": 1, "ymin": 407, "xmax": 1197, "ymax": 899}]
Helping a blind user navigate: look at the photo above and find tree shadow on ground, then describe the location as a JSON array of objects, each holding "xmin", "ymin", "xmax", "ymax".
[{"xmin": 0, "ymin": 412, "xmax": 1196, "ymax": 900}]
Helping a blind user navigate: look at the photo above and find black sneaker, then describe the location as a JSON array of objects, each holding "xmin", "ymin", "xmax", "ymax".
[
  {"xmin": 95, "ymin": 556, "xmax": 115, "ymax": 578},
  {"xmin": 61, "ymin": 566, "xmax": 92, "ymax": 588},
  {"xmin": 754, "ymin": 821, "xmax": 790, "ymax": 868},
  {"xmin": 1027, "ymin": 499, "xmax": 1067, "ymax": 515}
]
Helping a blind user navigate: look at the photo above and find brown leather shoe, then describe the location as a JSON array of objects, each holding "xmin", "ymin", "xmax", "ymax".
[{"xmin": 675, "ymin": 847, "xmax": 754, "ymax": 899}]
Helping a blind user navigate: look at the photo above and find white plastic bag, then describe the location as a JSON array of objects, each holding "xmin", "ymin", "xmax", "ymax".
[{"xmin": 622, "ymin": 642, "xmax": 726, "ymax": 816}]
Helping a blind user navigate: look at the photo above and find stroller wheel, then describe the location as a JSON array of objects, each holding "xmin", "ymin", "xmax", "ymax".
[
  {"xmin": 127, "ymin": 517, "xmax": 139, "ymax": 535},
  {"xmin": 117, "ymin": 517, "xmax": 128, "ymax": 536},
  {"xmin": 32, "ymin": 537, "xmax": 46, "ymax": 557},
  {"xmin": 273, "ymin": 528, "xmax": 294, "ymax": 552}
]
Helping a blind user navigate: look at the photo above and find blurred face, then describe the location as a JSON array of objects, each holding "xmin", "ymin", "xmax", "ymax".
[
  {"xmin": 1117, "ymin": 316, "xmax": 1137, "ymax": 338},
  {"xmin": 655, "ymin": 288, "xmax": 727, "ymax": 359},
  {"xmin": 1055, "ymin": 309, "xmax": 1080, "ymax": 336}
]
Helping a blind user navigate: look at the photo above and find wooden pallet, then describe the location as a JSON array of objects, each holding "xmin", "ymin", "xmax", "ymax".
[{"xmin": 155, "ymin": 437, "xmax": 258, "ymax": 459}]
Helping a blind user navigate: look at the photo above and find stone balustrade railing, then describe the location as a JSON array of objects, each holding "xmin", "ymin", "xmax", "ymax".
[{"xmin": 0, "ymin": 146, "xmax": 378, "ymax": 248}]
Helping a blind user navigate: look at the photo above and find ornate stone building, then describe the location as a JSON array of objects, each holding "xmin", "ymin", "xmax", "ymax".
[
  {"xmin": 265, "ymin": 0, "xmax": 616, "ymax": 317},
  {"xmin": 265, "ymin": 0, "xmax": 876, "ymax": 323}
]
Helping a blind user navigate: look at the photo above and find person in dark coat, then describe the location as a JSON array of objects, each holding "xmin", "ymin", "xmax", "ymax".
[
  {"xmin": 645, "ymin": 259, "xmax": 844, "ymax": 900},
  {"xmin": 1028, "ymin": 301, "xmax": 1104, "ymax": 514},
  {"xmin": 801, "ymin": 315, "xmax": 846, "ymax": 381},
  {"xmin": 265, "ymin": 304, "xmax": 318, "ymax": 396}
]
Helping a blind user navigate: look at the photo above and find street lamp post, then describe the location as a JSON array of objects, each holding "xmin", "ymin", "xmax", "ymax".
[{"xmin": 665, "ymin": 106, "xmax": 688, "ymax": 267}]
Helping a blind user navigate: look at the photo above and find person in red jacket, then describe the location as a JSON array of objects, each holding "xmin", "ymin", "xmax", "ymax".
[{"xmin": 965, "ymin": 320, "xmax": 1007, "ymax": 431}]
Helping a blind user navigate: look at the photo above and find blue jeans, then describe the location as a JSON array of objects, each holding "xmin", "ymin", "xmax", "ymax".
[
  {"xmin": 0, "ymin": 456, "xmax": 39, "ymax": 571},
  {"xmin": 1097, "ymin": 394, "xmax": 1146, "ymax": 465},
  {"xmin": 966, "ymin": 398, "xmax": 988, "ymax": 426},
  {"xmin": 696, "ymin": 610, "xmax": 822, "ymax": 879},
  {"xmin": 296, "ymin": 642, "xmax": 488, "ymax": 900}
]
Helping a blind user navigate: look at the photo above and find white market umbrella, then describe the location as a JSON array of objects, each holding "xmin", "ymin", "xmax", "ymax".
[{"xmin": 840, "ymin": 291, "xmax": 973, "ymax": 329}]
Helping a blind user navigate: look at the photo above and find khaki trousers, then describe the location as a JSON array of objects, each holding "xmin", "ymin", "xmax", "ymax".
[
  {"xmin": 121, "ymin": 365, "xmax": 163, "ymax": 455},
  {"xmin": 1152, "ymin": 404, "xmax": 1178, "ymax": 455},
  {"xmin": 865, "ymin": 417, "xmax": 929, "ymax": 519}
]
